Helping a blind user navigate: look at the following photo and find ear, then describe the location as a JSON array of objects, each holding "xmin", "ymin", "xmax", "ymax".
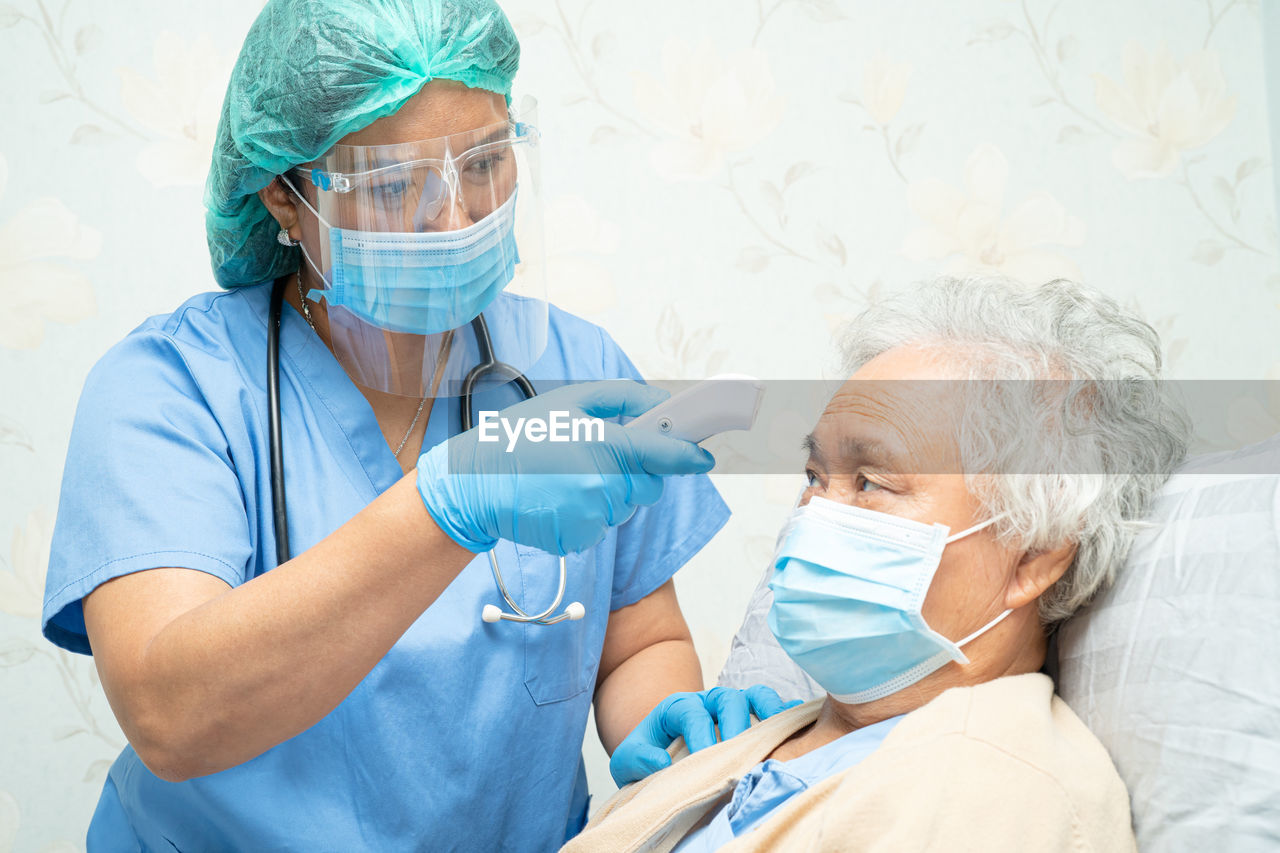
[
  {"xmin": 1003, "ymin": 542, "xmax": 1076, "ymax": 612},
  {"xmin": 257, "ymin": 177, "xmax": 301, "ymax": 242}
]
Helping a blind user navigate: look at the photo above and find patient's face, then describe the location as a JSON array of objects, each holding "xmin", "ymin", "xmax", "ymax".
[{"xmin": 800, "ymin": 346, "xmax": 1019, "ymax": 643}]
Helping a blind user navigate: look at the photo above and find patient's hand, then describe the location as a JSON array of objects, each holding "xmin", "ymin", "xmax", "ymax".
[{"xmin": 609, "ymin": 685, "xmax": 801, "ymax": 785}]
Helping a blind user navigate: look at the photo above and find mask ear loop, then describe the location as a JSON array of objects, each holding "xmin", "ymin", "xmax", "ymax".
[
  {"xmin": 944, "ymin": 509, "xmax": 1015, "ymax": 651},
  {"xmin": 295, "ymin": 239, "xmax": 327, "ymax": 289},
  {"xmin": 944, "ymin": 510, "xmax": 1009, "ymax": 544},
  {"xmin": 279, "ymin": 172, "xmax": 332, "ymax": 230},
  {"xmin": 278, "ymin": 173, "xmax": 332, "ymax": 300},
  {"xmin": 955, "ymin": 607, "xmax": 1014, "ymax": 647}
]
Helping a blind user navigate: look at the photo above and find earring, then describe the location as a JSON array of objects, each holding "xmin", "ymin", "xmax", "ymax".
[{"xmin": 277, "ymin": 228, "xmax": 300, "ymax": 247}]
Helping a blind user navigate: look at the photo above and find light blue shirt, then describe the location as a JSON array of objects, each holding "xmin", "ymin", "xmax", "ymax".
[
  {"xmin": 672, "ymin": 714, "xmax": 904, "ymax": 853},
  {"xmin": 42, "ymin": 283, "xmax": 729, "ymax": 853}
]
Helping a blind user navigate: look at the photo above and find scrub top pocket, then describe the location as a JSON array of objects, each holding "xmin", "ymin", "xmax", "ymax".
[{"xmin": 516, "ymin": 543, "xmax": 606, "ymax": 705}]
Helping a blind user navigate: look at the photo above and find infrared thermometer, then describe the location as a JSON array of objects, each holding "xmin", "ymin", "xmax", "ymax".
[{"xmin": 627, "ymin": 373, "xmax": 764, "ymax": 443}]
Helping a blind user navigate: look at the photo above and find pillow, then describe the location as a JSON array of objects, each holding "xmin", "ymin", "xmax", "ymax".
[
  {"xmin": 1058, "ymin": 435, "xmax": 1280, "ymax": 852},
  {"xmin": 717, "ymin": 561, "xmax": 822, "ymax": 702}
]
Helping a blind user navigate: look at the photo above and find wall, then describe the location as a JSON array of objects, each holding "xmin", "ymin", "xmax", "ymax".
[{"xmin": 0, "ymin": 0, "xmax": 1275, "ymax": 848}]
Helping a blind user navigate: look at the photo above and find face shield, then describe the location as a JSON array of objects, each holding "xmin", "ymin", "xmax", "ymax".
[{"xmin": 283, "ymin": 96, "xmax": 547, "ymax": 398}]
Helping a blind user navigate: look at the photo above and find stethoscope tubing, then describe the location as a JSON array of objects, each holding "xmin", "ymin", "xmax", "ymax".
[
  {"xmin": 266, "ymin": 277, "xmax": 577, "ymax": 625},
  {"xmin": 460, "ymin": 314, "xmax": 535, "ymax": 431},
  {"xmin": 268, "ymin": 278, "xmax": 291, "ymax": 565},
  {"xmin": 487, "ymin": 550, "xmax": 576, "ymax": 624}
]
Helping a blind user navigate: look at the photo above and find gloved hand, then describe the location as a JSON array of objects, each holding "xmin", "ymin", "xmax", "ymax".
[
  {"xmin": 417, "ymin": 380, "xmax": 714, "ymax": 556},
  {"xmin": 609, "ymin": 685, "xmax": 803, "ymax": 786}
]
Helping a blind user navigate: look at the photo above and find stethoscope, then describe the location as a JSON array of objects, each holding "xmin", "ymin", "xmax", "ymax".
[{"xmin": 267, "ymin": 277, "xmax": 584, "ymax": 626}]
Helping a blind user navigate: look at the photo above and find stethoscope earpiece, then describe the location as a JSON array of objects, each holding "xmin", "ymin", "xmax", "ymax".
[
  {"xmin": 481, "ymin": 600, "xmax": 585, "ymax": 624},
  {"xmin": 481, "ymin": 551, "xmax": 585, "ymax": 625}
]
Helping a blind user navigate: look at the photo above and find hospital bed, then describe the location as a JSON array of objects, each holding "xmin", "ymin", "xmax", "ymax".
[{"xmin": 718, "ymin": 434, "xmax": 1280, "ymax": 852}]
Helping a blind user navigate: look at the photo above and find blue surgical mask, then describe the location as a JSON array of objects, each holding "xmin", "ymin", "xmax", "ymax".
[
  {"xmin": 768, "ymin": 496, "xmax": 1012, "ymax": 704},
  {"xmin": 290, "ymin": 180, "xmax": 520, "ymax": 335}
]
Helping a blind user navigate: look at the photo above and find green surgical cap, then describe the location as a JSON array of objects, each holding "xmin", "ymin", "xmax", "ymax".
[{"xmin": 205, "ymin": 0, "xmax": 520, "ymax": 287}]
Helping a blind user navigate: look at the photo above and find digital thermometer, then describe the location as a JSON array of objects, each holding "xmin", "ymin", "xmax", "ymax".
[{"xmin": 627, "ymin": 373, "xmax": 764, "ymax": 443}]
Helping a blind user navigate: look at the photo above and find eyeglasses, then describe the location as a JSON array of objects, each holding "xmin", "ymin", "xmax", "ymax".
[{"xmin": 296, "ymin": 121, "xmax": 538, "ymax": 224}]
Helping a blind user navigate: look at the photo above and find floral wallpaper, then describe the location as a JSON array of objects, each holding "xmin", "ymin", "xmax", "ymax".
[{"xmin": 1, "ymin": 0, "xmax": 1276, "ymax": 846}]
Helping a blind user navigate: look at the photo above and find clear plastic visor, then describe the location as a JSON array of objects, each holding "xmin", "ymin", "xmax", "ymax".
[{"xmin": 287, "ymin": 96, "xmax": 548, "ymax": 401}]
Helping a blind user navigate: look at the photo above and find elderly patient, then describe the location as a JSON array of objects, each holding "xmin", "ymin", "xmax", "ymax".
[{"xmin": 564, "ymin": 276, "xmax": 1189, "ymax": 853}]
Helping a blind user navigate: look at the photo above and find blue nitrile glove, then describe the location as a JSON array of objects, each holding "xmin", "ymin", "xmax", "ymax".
[
  {"xmin": 609, "ymin": 686, "xmax": 803, "ymax": 786},
  {"xmin": 417, "ymin": 380, "xmax": 715, "ymax": 556}
]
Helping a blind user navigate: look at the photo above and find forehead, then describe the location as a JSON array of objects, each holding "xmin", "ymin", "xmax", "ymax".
[
  {"xmin": 338, "ymin": 79, "xmax": 507, "ymax": 147},
  {"xmin": 809, "ymin": 347, "xmax": 964, "ymax": 471}
]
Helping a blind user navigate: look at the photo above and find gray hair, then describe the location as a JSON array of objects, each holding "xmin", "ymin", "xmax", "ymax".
[{"xmin": 838, "ymin": 275, "xmax": 1191, "ymax": 625}]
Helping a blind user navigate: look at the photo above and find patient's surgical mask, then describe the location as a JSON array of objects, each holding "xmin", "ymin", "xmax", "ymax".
[{"xmin": 768, "ymin": 496, "xmax": 1012, "ymax": 703}]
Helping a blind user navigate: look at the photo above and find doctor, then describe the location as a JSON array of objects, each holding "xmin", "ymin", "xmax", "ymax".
[{"xmin": 41, "ymin": 1, "xmax": 789, "ymax": 849}]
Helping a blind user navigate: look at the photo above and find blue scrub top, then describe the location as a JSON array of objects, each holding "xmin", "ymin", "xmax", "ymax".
[{"xmin": 42, "ymin": 283, "xmax": 729, "ymax": 853}]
